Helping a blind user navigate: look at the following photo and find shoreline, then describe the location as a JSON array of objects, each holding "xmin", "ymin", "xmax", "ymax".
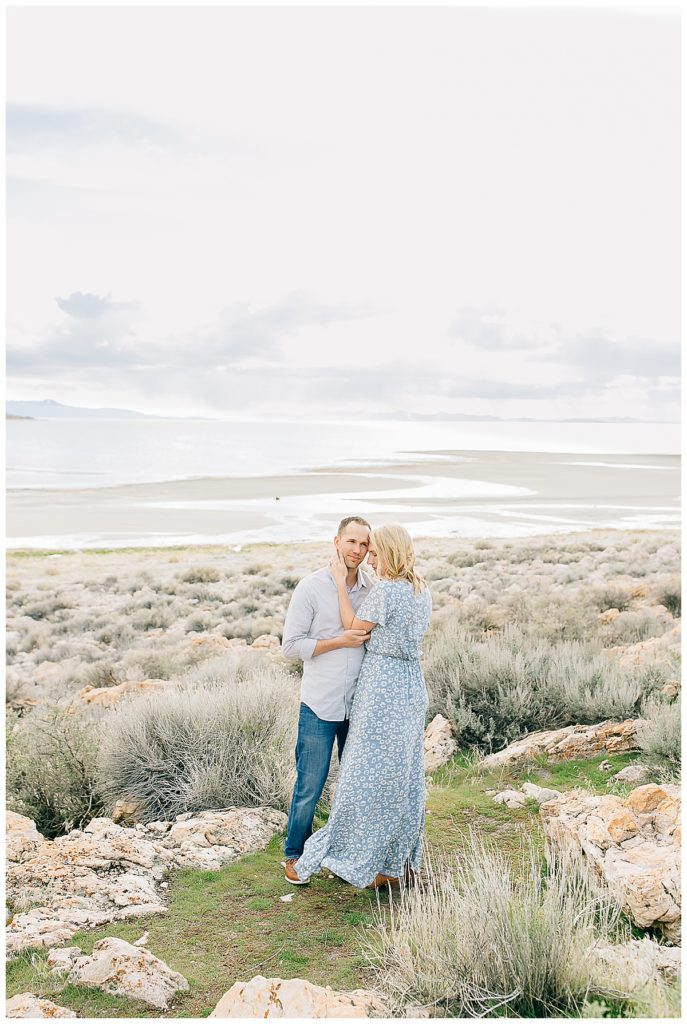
[{"xmin": 6, "ymin": 449, "xmax": 681, "ymax": 550}]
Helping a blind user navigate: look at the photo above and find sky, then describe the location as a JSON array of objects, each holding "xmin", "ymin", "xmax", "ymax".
[{"xmin": 6, "ymin": 5, "xmax": 681, "ymax": 421}]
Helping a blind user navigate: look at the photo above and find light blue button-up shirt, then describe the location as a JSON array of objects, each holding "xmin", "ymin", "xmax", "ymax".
[{"xmin": 281, "ymin": 566, "xmax": 375, "ymax": 721}]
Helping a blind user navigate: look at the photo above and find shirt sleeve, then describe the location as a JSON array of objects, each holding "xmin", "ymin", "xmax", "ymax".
[
  {"xmin": 356, "ymin": 581, "xmax": 389, "ymax": 625},
  {"xmin": 281, "ymin": 580, "xmax": 318, "ymax": 661}
]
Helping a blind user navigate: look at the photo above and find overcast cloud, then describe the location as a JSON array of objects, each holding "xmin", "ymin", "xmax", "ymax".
[{"xmin": 6, "ymin": 5, "xmax": 680, "ymax": 422}]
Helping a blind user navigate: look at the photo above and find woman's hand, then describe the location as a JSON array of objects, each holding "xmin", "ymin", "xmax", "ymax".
[{"xmin": 329, "ymin": 550, "xmax": 348, "ymax": 585}]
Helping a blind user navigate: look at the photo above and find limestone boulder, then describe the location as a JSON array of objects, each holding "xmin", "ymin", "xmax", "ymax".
[
  {"xmin": 252, "ymin": 634, "xmax": 282, "ymax": 650},
  {"xmin": 602, "ymin": 623, "xmax": 681, "ymax": 672},
  {"xmin": 112, "ymin": 798, "xmax": 145, "ymax": 824},
  {"xmin": 482, "ymin": 720, "xmax": 640, "ymax": 770},
  {"xmin": 66, "ymin": 936, "xmax": 189, "ymax": 1009},
  {"xmin": 186, "ymin": 634, "xmax": 233, "ymax": 654},
  {"xmin": 73, "ymin": 678, "xmax": 171, "ymax": 708},
  {"xmin": 209, "ymin": 975, "xmax": 389, "ymax": 1018},
  {"xmin": 6, "ymin": 993, "xmax": 76, "ymax": 1018},
  {"xmin": 591, "ymin": 937, "xmax": 681, "ymax": 992},
  {"xmin": 521, "ymin": 783, "xmax": 560, "ymax": 805},
  {"xmin": 540, "ymin": 784, "xmax": 681, "ymax": 942},
  {"xmin": 47, "ymin": 946, "xmax": 83, "ymax": 975},
  {"xmin": 609, "ymin": 764, "xmax": 653, "ymax": 786},
  {"xmin": 151, "ymin": 807, "xmax": 288, "ymax": 871},
  {"xmin": 424, "ymin": 714, "xmax": 458, "ymax": 772},
  {"xmin": 493, "ymin": 790, "xmax": 527, "ymax": 809},
  {"xmin": 6, "ymin": 811, "xmax": 44, "ymax": 862}
]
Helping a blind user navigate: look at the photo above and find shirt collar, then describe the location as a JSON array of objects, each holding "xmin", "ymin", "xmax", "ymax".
[{"xmin": 327, "ymin": 566, "xmax": 372, "ymax": 592}]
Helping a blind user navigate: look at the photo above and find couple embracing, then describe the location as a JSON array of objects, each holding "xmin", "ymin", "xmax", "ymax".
[{"xmin": 280, "ymin": 516, "xmax": 432, "ymax": 889}]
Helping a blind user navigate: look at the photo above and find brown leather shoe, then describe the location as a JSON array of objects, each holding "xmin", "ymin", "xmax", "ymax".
[
  {"xmin": 366, "ymin": 873, "xmax": 400, "ymax": 889},
  {"xmin": 283, "ymin": 858, "xmax": 309, "ymax": 885}
]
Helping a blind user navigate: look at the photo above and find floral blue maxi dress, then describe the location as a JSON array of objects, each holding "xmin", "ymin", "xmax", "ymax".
[{"xmin": 294, "ymin": 578, "xmax": 433, "ymax": 888}]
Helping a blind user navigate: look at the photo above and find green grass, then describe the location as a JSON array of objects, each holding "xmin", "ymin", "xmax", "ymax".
[{"xmin": 5, "ymin": 749, "xmax": 653, "ymax": 1018}]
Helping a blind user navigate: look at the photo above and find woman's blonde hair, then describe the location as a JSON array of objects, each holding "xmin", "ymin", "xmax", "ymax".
[{"xmin": 371, "ymin": 523, "xmax": 426, "ymax": 594}]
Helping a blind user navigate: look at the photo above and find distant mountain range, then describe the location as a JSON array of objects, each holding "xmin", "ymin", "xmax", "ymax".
[
  {"xmin": 6, "ymin": 400, "xmax": 206, "ymax": 420},
  {"xmin": 5, "ymin": 400, "xmax": 674, "ymax": 424},
  {"xmin": 368, "ymin": 412, "xmax": 672, "ymax": 423}
]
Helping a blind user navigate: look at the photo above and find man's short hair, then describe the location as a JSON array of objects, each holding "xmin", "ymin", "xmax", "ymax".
[{"xmin": 337, "ymin": 515, "xmax": 371, "ymax": 537}]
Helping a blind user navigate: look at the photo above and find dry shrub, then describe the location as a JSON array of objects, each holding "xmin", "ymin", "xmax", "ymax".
[
  {"xmin": 365, "ymin": 831, "xmax": 629, "ymax": 1018},
  {"xmin": 96, "ymin": 654, "xmax": 299, "ymax": 821}
]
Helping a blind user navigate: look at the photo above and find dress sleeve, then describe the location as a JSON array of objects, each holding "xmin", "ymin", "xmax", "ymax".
[{"xmin": 356, "ymin": 581, "xmax": 389, "ymax": 625}]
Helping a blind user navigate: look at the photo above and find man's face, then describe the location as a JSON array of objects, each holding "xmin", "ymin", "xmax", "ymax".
[{"xmin": 335, "ymin": 523, "xmax": 371, "ymax": 569}]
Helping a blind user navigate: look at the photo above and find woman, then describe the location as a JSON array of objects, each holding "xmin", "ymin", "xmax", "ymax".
[{"xmin": 293, "ymin": 523, "xmax": 432, "ymax": 889}]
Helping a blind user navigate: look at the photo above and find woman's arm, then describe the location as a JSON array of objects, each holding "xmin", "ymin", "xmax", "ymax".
[{"xmin": 329, "ymin": 554, "xmax": 377, "ymax": 632}]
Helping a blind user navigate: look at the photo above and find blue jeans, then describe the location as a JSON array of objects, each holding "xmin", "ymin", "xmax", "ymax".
[{"xmin": 284, "ymin": 702, "xmax": 349, "ymax": 860}]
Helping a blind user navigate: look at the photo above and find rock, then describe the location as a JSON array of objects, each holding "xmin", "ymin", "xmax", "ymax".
[
  {"xmin": 609, "ymin": 764, "xmax": 652, "ymax": 786},
  {"xmin": 540, "ymin": 784, "xmax": 681, "ymax": 942},
  {"xmin": 660, "ymin": 681, "xmax": 680, "ymax": 700},
  {"xmin": 47, "ymin": 946, "xmax": 83, "ymax": 975},
  {"xmin": 424, "ymin": 714, "xmax": 458, "ymax": 772},
  {"xmin": 134, "ymin": 930, "xmax": 150, "ymax": 946},
  {"xmin": 521, "ymin": 783, "xmax": 560, "ymax": 805},
  {"xmin": 73, "ymin": 678, "xmax": 171, "ymax": 708},
  {"xmin": 5, "ymin": 806, "xmax": 287, "ymax": 954},
  {"xmin": 599, "ymin": 760, "xmax": 613, "ymax": 772},
  {"xmin": 66, "ymin": 936, "xmax": 189, "ymax": 1009},
  {"xmin": 482, "ymin": 720, "xmax": 641, "ymax": 770},
  {"xmin": 6, "ymin": 993, "xmax": 76, "ymax": 1018},
  {"xmin": 252, "ymin": 634, "xmax": 281, "ymax": 650},
  {"xmin": 209, "ymin": 976, "xmax": 389, "ymax": 1017},
  {"xmin": 187, "ymin": 634, "xmax": 233, "ymax": 653},
  {"xmin": 112, "ymin": 798, "xmax": 145, "ymax": 824},
  {"xmin": 602, "ymin": 623, "xmax": 681, "ymax": 672},
  {"xmin": 625, "ymin": 783, "xmax": 675, "ymax": 815},
  {"xmin": 591, "ymin": 937, "xmax": 681, "ymax": 992},
  {"xmin": 598, "ymin": 608, "xmax": 621, "ymax": 623},
  {"xmin": 156, "ymin": 807, "xmax": 288, "ymax": 871},
  {"xmin": 5, "ymin": 811, "xmax": 44, "ymax": 862},
  {"xmin": 493, "ymin": 790, "xmax": 527, "ymax": 809}
]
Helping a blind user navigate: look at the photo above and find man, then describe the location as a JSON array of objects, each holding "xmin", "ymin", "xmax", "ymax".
[{"xmin": 280, "ymin": 515, "xmax": 374, "ymax": 884}]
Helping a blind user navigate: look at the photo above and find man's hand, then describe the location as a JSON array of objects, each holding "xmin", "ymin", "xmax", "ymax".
[{"xmin": 339, "ymin": 628, "xmax": 371, "ymax": 648}]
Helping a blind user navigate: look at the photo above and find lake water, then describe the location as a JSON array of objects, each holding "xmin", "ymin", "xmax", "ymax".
[
  {"xmin": 6, "ymin": 417, "xmax": 681, "ymax": 490},
  {"xmin": 6, "ymin": 418, "xmax": 680, "ymax": 547}
]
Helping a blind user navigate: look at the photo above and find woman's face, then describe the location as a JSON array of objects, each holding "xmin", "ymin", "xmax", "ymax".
[{"xmin": 367, "ymin": 546, "xmax": 379, "ymax": 572}]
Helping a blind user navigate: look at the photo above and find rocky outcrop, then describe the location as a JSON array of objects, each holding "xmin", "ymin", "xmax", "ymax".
[
  {"xmin": 252, "ymin": 634, "xmax": 282, "ymax": 650},
  {"xmin": 72, "ymin": 678, "xmax": 171, "ymax": 708},
  {"xmin": 6, "ymin": 807, "xmax": 287, "ymax": 954},
  {"xmin": 493, "ymin": 790, "xmax": 527, "ymax": 809},
  {"xmin": 482, "ymin": 720, "xmax": 640, "ymax": 770},
  {"xmin": 541, "ymin": 784, "xmax": 681, "ymax": 943},
  {"xmin": 591, "ymin": 937, "xmax": 680, "ymax": 992},
  {"xmin": 601, "ymin": 623, "xmax": 681, "ymax": 672},
  {"xmin": 424, "ymin": 714, "xmax": 458, "ymax": 772},
  {"xmin": 6, "ymin": 810, "xmax": 44, "ymax": 862},
  {"xmin": 112, "ymin": 798, "xmax": 145, "ymax": 824},
  {"xmin": 521, "ymin": 782, "xmax": 561, "ymax": 805},
  {"xmin": 209, "ymin": 976, "xmax": 389, "ymax": 1018},
  {"xmin": 609, "ymin": 764, "xmax": 653, "ymax": 786},
  {"xmin": 55, "ymin": 937, "xmax": 189, "ymax": 1010},
  {"xmin": 491, "ymin": 783, "xmax": 561, "ymax": 809},
  {"xmin": 6, "ymin": 993, "xmax": 76, "ymax": 1018}
]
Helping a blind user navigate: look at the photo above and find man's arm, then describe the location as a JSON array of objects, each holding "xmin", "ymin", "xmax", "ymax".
[
  {"xmin": 281, "ymin": 580, "xmax": 369, "ymax": 660},
  {"xmin": 281, "ymin": 581, "xmax": 318, "ymax": 661}
]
